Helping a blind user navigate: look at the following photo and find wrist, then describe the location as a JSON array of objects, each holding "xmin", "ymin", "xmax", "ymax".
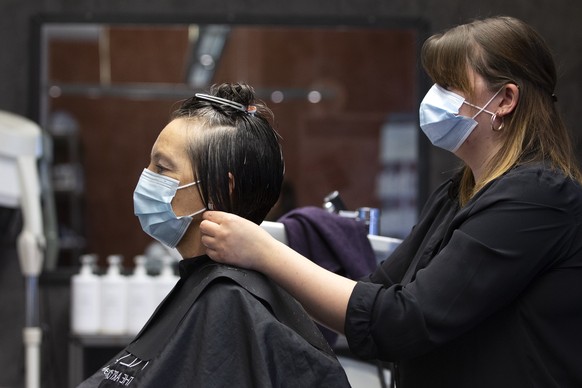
[{"xmin": 252, "ymin": 235, "xmax": 280, "ymax": 273}]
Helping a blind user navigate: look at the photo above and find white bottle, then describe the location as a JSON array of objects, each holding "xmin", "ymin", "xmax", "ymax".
[
  {"xmin": 126, "ymin": 255, "xmax": 156, "ymax": 335},
  {"xmin": 71, "ymin": 254, "xmax": 101, "ymax": 335},
  {"xmin": 100, "ymin": 254, "xmax": 128, "ymax": 335},
  {"xmin": 154, "ymin": 255, "xmax": 179, "ymax": 306}
]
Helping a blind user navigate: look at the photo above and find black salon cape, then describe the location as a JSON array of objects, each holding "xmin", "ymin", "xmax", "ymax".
[
  {"xmin": 345, "ymin": 163, "xmax": 582, "ymax": 388},
  {"xmin": 78, "ymin": 256, "xmax": 350, "ymax": 388}
]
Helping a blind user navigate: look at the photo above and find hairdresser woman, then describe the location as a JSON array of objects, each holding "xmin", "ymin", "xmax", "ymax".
[{"xmin": 201, "ymin": 16, "xmax": 582, "ymax": 388}]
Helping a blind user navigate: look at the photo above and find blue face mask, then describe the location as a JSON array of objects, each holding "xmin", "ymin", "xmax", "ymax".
[
  {"xmin": 133, "ymin": 168, "xmax": 206, "ymax": 248},
  {"xmin": 419, "ymin": 84, "xmax": 500, "ymax": 152}
]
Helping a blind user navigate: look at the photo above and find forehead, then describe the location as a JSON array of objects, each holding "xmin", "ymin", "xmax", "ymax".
[{"xmin": 151, "ymin": 118, "xmax": 196, "ymax": 165}]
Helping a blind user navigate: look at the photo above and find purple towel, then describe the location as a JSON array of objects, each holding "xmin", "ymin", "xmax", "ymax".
[{"xmin": 279, "ymin": 206, "xmax": 377, "ymax": 280}]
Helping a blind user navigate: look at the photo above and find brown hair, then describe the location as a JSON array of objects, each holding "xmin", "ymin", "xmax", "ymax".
[{"xmin": 422, "ymin": 16, "xmax": 582, "ymax": 204}]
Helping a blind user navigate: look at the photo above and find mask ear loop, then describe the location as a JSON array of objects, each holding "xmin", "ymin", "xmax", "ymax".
[
  {"xmin": 176, "ymin": 179, "xmax": 208, "ymax": 216},
  {"xmin": 464, "ymin": 86, "xmax": 504, "ymax": 120},
  {"xmin": 190, "ymin": 176, "xmax": 214, "ymax": 213},
  {"xmin": 177, "ymin": 180, "xmax": 201, "ymax": 190},
  {"xmin": 491, "ymin": 113, "xmax": 505, "ymax": 131}
]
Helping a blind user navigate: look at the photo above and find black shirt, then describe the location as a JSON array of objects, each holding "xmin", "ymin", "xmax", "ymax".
[{"xmin": 346, "ymin": 163, "xmax": 582, "ymax": 387}]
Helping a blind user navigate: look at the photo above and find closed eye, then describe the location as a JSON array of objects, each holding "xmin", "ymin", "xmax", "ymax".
[
  {"xmin": 154, "ymin": 164, "xmax": 168, "ymax": 174},
  {"xmin": 149, "ymin": 151, "xmax": 176, "ymax": 174}
]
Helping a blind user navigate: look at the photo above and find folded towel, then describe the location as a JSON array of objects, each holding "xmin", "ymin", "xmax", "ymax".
[{"xmin": 279, "ymin": 206, "xmax": 377, "ymax": 279}]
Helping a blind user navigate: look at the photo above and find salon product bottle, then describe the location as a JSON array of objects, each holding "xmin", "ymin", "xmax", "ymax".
[
  {"xmin": 100, "ymin": 254, "xmax": 128, "ymax": 335},
  {"xmin": 71, "ymin": 254, "xmax": 101, "ymax": 335},
  {"xmin": 126, "ymin": 255, "xmax": 156, "ymax": 335},
  {"xmin": 154, "ymin": 255, "xmax": 179, "ymax": 305}
]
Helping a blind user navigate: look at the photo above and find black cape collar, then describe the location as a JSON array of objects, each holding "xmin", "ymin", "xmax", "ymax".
[{"xmin": 178, "ymin": 255, "xmax": 212, "ymax": 278}]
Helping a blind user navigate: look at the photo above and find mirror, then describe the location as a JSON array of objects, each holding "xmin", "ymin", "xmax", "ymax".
[{"xmin": 31, "ymin": 16, "xmax": 429, "ymax": 268}]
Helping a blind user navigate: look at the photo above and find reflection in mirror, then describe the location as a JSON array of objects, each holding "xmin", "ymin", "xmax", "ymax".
[{"xmin": 35, "ymin": 19, "xmax": 426, "ymax": 268}]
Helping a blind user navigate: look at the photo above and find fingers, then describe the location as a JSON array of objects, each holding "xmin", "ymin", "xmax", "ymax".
[
  {"xmin": 202, "ymin": 210, "xmax": 226, "ymax": 223},
  {"xmin": 199, "ymin": 219, "xmax": 217, "ymax": 237},
  {"xmin": 199, "ymin": 211, "xmax": 257, "ymax": 265},
  {"xmin": 200, "ymin": 211, "xmax": 227, "ymax": 237},
  {"xmin": 202, "ymin": 243, "xmax": 218, "ymax": 259},
  {"xmin": 201, "ymin": 230, "xmax": 222, "ymax": 261},
  {"xmin": 200, "ymin": 211, "xmax": 229, "ymax": 261}
]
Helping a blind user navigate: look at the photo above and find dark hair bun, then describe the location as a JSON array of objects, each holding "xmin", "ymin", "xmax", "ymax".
[{"xmin": 211, "ymin": 83, "xmax": 256, "ymax": 107}]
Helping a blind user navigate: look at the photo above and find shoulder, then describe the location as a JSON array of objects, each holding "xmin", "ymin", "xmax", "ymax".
[
  {"xmin": 190, "ymin": 270, "xmax": 288, "ymax": 332},
  {"xmin": 479, "ymin": 163, "xmax": 582, "ymax": 206},
  {"xmin": 181, "ymin": 272, "xmax": 351, "ymax": 386},
  {"xmin": 181, "ymin": 278, "xmax": 277, "ymax": 349},
  {"xmin": 504, "ymin": 163, "xmax": 578, "ymax": 186},
  {"xmin": 197, "ymin": 275, "xmax": 268, "ymax": 312}
]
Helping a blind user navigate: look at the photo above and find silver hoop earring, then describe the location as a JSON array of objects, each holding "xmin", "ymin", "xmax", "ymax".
[{"xmin": 491, "ymin": 113, "xmax": 504, "ymax": 132}]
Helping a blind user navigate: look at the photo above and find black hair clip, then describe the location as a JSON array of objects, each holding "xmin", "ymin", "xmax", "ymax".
[
  {"xmin": 551, "ymin": 93, "xmax": 558, "ymax": 102},
  {"xmin": 195, "ymin": 93, "xmax": 256, "ymax": 115}
]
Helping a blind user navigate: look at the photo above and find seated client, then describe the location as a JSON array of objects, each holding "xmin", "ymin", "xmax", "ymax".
[{"xmin": 78, "ymin": 83, "xmax": 350, "ymax": 387}]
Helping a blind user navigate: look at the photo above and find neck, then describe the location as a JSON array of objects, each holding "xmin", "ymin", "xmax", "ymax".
[
  {"xmin": 175, "ymin": 224, "xmax": 205, "ymax": 259},
  {"xmin": 458, "ymin": 152, "xmax": 490, "ymax": 184},
  {"xmin": 455, "ymin": 134, "xmax": 502, "ymax": 184}
]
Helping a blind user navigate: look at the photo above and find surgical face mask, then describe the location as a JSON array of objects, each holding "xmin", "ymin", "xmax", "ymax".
[
  {"xmin": 133, "ymin": 168, "xmax": 206, "ymax": 248},
  {"xmin": 419, "ymin": 84, "xmax": 501, "ymax": 152}
]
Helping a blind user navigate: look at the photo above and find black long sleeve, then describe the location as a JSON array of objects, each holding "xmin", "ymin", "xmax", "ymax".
[{"xmin": 346, "ymin": 163, "xmax": 582, "ymax": 388}]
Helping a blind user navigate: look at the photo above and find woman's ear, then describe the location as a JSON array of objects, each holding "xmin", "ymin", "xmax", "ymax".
[
  {"xmin": 498, "ymin": 83, "xmax": 519, "ymax": 116},
  {"xmin": 228, "ymin": 172, "xmax": 235, "ymax": 195}
]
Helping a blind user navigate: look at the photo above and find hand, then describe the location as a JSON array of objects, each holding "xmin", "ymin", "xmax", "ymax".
[{"xmin": 200, "ymin": 211, "xmax": 274, "ymax": 271}]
